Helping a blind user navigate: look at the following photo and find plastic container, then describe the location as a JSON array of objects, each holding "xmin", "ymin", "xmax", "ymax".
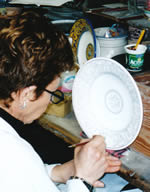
[
  {"xmin": 124, "ymin": 44, "xmax": 147, "ymax": 72},
  {"xmin": 59, "ymin": 70, "xmax": 76, "ymax": 93},
  {"xmin": 94, "ymin": 27, "xmax": 127, "ymax": 58}
]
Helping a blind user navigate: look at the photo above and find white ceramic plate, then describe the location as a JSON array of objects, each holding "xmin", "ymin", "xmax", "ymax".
[
  {"xmin": 69, "ymin": 18, "xmax": 96, "ymax": 67},
  {"xmin": 72, "ymin": 57, "xmax": 143, "ymax": 150},
  {"xmin": 77, "ymin": 30, "xmax": 95, "ymax": 67}
]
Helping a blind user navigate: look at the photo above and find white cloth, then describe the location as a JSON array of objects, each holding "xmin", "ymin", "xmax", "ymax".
[
  {"xmin": 96, "ymin": 173, "xmax": 143, "ymax": 192},
  {"xmin": 9, "ymin": 0, "xmax": 73, "ymax": 6},
  {"xmin": 0, "ymin": 117, "xmax": 88, "ymax": 192}
]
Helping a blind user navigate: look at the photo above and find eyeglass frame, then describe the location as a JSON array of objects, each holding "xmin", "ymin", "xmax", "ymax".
[{"xmin": 44, "ymin": 89, "xmax": 64, "ymax": 104}]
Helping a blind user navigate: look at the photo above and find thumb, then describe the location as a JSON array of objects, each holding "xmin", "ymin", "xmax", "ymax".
[{"xmin": 93, "ymin": 180, "xmax": 105, "ymax": 188}]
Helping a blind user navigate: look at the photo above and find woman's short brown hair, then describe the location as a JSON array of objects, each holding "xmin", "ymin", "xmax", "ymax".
[{"xmin": 0, "ymin": 8, "xmax": 74, "ymax": 102}]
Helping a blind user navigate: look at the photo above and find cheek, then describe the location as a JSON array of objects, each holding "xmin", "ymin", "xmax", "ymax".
[
  {"xmin": 44, "ymin": 95, "xmax": 51, "ymax": 110},
  {"xmin": 37, "ymin": 94, "xmax": 50, "ymax": 113},
  {"xmin": 45, "ymin": 100, "xmax": 50, "ymax": 109},
  {"xmin": 36, "ymin": 101, "xmax": 49, "ymax": 118}
]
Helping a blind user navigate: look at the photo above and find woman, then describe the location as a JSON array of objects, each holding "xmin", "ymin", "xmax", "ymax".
[{"xmin": 0, "ymin": 9, "xmax": 121, "ymax": 192}]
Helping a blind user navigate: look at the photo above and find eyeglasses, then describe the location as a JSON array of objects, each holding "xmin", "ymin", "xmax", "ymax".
[{"xmin": 44, "ymin": 89, "xmax": 64, "ymax": 104}]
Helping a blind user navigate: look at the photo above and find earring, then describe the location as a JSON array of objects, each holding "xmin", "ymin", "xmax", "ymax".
[
  {"xmin": 23, "ymin": 101, "xmax": 26, "ymax": 108},
  {"xmin": 20, "ymin": 101, "xmax": 27, "ymax": 109}
]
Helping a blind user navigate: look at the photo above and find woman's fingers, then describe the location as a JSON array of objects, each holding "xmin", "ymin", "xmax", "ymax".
[
  {"xmin": 106, "ymin": 165, "xmax": 121, "ymax": 173},
  {"xmin": 105, "ymin": 154, "xmax": 122, "ymax": 173},
  {"xmin": 93, "ymin": 180, "xmax": 105, "ymax": 188}
]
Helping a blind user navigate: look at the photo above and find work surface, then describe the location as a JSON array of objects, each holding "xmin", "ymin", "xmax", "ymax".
[{"xmin": 39, "ymin": 111, "xmax": 150, "ymax": 191}]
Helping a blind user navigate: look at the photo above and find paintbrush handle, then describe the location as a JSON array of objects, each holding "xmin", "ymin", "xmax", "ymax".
[
  {"xmin": 68, "ymin": 141, "xmax": 89, "ymax": 148},
  {"xmin": 134, "ymin": 29, "xmax": 145, "ymax": 50}
]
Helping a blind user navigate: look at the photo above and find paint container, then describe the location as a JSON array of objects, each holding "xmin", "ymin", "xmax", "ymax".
[
  {"xmin": 124, "ymin": 44, "xmax": 147, "ymax": 72},
  {"xmin": 95, "ymin": 27, "xmax": 127, "ymax": 58}
]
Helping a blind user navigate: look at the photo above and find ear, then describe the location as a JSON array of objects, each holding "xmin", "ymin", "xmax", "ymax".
[
  {"xmin": 11, "ymin": 86, "xmax": 37, "ymax": 107},
  {"xmin": 19, "ymin": 85, "xmax": 37, "ymax": 102},
  {"xmin": 10, "ymin": 86, "xmax": 37, "ymax": 109}
]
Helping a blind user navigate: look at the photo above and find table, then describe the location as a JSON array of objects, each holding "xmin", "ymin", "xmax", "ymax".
[{"xmin": 39, "ymin": 110, "xmax": 150, "ymax": 191}]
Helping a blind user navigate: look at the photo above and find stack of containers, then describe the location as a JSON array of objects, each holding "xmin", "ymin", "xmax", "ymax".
[{"xmin": 146, "ymin": 0, "xmax": 150, "ymax": 9}]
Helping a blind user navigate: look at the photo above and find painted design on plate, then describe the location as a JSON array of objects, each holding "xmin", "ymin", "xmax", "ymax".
[
  {"xmin": 86, "ymin": 43, "xmax": 94, "ymax": 60},
  {"xmin": 69, "ymin": 18, "xmax": 96, "ymax": 66}
]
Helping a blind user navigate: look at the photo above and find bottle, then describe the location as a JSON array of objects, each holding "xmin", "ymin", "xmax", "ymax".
[{"xmin": 59, "ymin": 70, "xmax": 76, "ymax": 93}]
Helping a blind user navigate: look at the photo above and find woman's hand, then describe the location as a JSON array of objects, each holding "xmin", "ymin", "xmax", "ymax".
[
  {"xmin": 73, "ymin": 135, "xmax": 108, "ymax": 187},
  {"xmin": 73, "ymin": 135, "xmax": 122, "ymax": 188},
  {"xmin": 51, "ymin": 135, "xmax": 121, "ymax": 187}
]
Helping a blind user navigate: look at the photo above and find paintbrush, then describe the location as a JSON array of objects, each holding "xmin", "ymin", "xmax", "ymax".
[
  {"xmin": 68, "ymin": 141, "xmax": 89, "ymax": 148},
  {"xmin": 134, "ymin": 29, "xmax": 145, "ymax": 50}
]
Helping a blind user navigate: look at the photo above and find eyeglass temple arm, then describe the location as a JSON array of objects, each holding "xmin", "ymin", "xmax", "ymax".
[{"xmin": 44, "ymin": 89, "xmax": 64, "ymax": 99}]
